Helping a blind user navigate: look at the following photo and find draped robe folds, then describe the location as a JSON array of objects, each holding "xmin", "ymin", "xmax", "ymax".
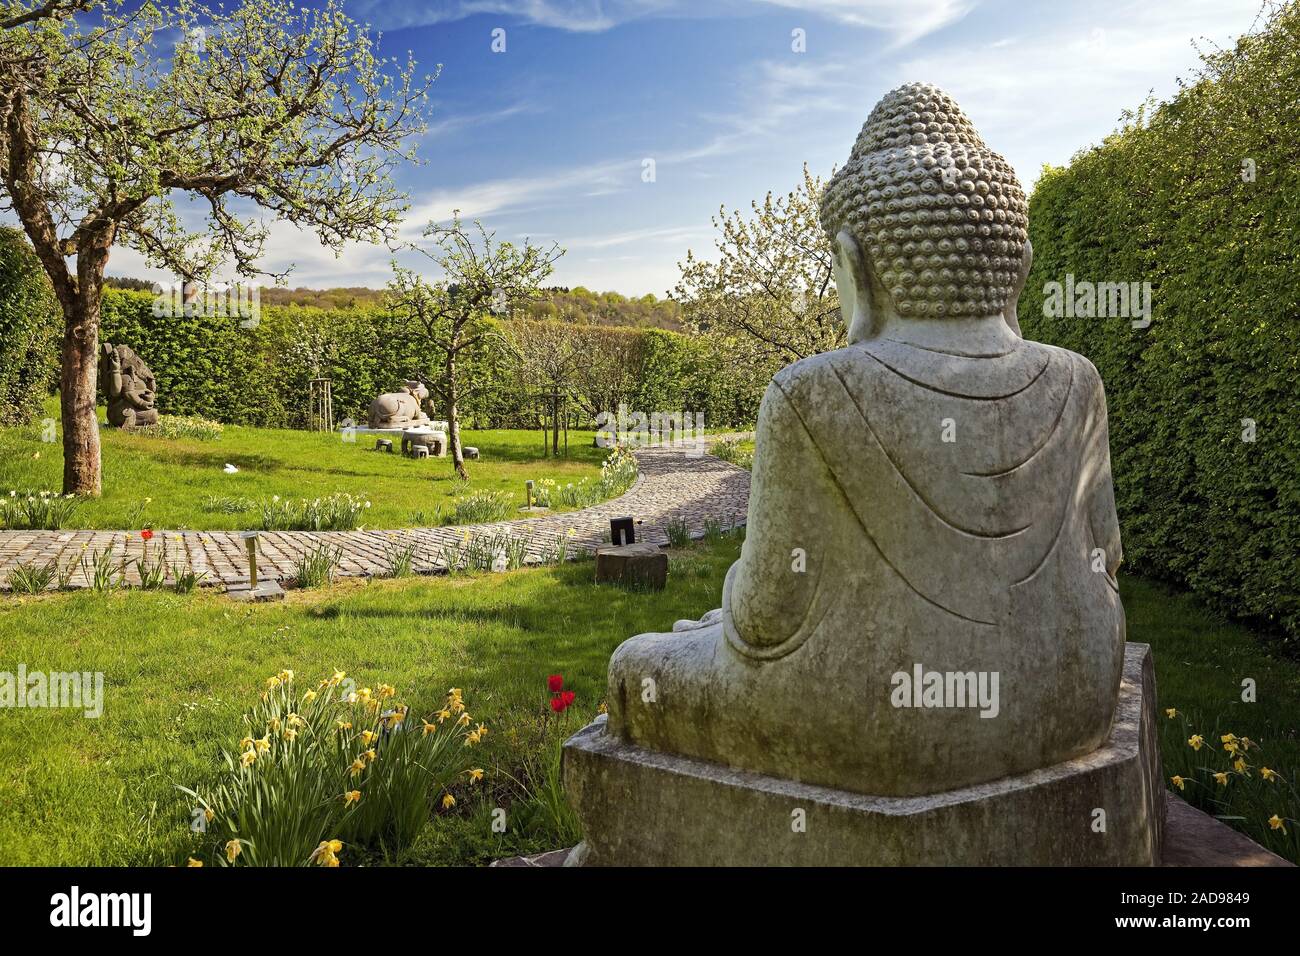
[{"xmin": 607, "ymin": 337, "xmax": 1128, "ymax": 797}]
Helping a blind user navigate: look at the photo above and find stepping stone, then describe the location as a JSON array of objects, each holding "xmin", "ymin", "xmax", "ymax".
[
  {"xmin": 226, "ymin": 578, "xmax": 285, "ymax": 602},
  {"xmin": 595, "ymin": 543, "xmax": 667, "ymax": 591}
]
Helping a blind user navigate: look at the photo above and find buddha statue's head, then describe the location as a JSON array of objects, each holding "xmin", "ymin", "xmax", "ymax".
[{"xmin": 820, "ymin": 83, "xmax": 1032, "ymax": 342}]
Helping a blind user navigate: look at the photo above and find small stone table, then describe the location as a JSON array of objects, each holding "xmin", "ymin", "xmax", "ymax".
[
  {"xmin": 402, "ymin": 429, "xmax": 446, "ymax": 457},
  {"xmin": 595, "ymin": 543, "xmax": 667, "ymax": 591}
]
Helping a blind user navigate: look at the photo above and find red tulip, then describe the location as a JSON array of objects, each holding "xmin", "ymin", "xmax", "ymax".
[
  {"xmin": 561, "ymin": 690, "xmax": 576, "ymax": 707},
  {"xmin": 547, "ymin": 674, "xmax": 564, "ymax": 693},
  {"xmin": 141, "ymin": 529, "xmax": 154, "ymax": 542},
  {"xmin": 549, "ymin": 696, "xmax": 566, "ymax": 713}
]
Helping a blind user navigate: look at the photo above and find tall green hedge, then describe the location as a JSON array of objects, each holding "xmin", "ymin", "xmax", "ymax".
[
  {"xmin": 99, "ymin": 289, "xmax": 761, "ymax": 432},
  {"xmin": 1019, "ymin": 3, "xmax": 1300, "ymax": 641},
  {"xmin": 0, "ymin": 227, "xmax": 59, "ymax": 426}
]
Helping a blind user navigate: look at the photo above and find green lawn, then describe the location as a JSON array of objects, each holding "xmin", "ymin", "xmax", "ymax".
[
  {"xmin": 0, "ymin": 541, "xmax": 1295, "ymax": 866},
  {"xmin": 0, "ymin": 402, "xmax": 608, "ymax": 530}
]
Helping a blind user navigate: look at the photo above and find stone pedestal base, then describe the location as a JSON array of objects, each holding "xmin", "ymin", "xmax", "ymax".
[
  {"xmin": 563, "ymin": 643, "xmax": 1163, "ymax": 866},
  {"xmin": 226, "ymin": 579, "xmax": 285, "ymax": 603},
  {"xmin": 594, "ymin": 544, "xmax": 667, "ymax": 591}
]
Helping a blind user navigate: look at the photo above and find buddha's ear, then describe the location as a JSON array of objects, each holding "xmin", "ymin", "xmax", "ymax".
[
  {"xmin": 835, "ymin": 230, "xmax": 881, "ymax": 343},
  {"xmin": 1003, "ymin": 239, "xmax": 1033, "ymax": 338}
]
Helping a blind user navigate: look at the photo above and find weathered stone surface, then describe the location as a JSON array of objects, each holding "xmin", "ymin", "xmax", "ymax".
[
  {"xmin": 368, "ymin": 380, "xmax": 433, "ymax": 429},
  {"xmin": 564, "ymin": 643, "xmax": 1163, "ymax": 866},
  {"xmin": 100, "ymin": 343, "xmax": 159, "ymax": 428},
  {"xmin": 595, "ymin": 543, "xmax": 667, "ymax": 590},
  {"xmin": 1162, "ymin": 793, "xmax": 1293, "ymax": 867},
  {"xmin": 226, "ymin": 578, "xmax": 285, "ymax": 602}
]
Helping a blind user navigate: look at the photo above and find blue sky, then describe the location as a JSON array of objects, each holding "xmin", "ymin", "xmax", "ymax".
[{"xmin": 108, "ymin": 0, "xmax": 1264, "ymax": 295}]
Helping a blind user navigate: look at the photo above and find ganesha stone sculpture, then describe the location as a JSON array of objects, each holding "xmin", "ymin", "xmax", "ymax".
[
  {"xmin": 100, "ymin": 343, "xmax": 160, "ymax": 428},
  {"xmin": 562, "ymin": 83, "xmax": 1162, "ymax": 867}
]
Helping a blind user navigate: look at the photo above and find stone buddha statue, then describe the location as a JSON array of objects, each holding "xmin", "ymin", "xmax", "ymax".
[
  {"xmin": 100, "ymin": 343, "xmax": 160, "ymax": 428},
  {"xmin": 564, "ymin": 84, "xmax": 1161, "ymax": 866}
]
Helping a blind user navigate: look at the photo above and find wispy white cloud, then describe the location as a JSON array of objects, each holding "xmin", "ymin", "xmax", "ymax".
[
  {"xmin": 755, "ymin": 0, "xmax": 975, "ymax": 46},
  {"xmin": 351, "ymin": 0, "xmax": 970, "ymax": 45}
]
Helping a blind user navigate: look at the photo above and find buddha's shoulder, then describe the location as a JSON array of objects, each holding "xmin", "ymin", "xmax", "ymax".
[
  {"xmin": 768, "ymin": 338, "xmax": 1105, "ymax": 402},
  {"xmin": 770, "ymin": 347, "xmax": 860, "ymax": 397}
]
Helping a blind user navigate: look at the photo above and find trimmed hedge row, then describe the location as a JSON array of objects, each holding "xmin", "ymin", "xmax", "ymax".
[
  {"xmin": 0, "ymin": 227, "xmax": 60, "ymax": 426},
  {"xmin": 1018, "ymin": 4, "xmax": 1300, "ymax": 641},
  {"xmin": 99, "ymin": 289, "xmax": 765, "ymax": 432}
]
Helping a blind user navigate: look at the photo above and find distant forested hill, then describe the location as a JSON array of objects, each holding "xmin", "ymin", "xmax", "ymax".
[{"xmin": 103, "ymin": 278, "xmax": 683, "ymax": 330}]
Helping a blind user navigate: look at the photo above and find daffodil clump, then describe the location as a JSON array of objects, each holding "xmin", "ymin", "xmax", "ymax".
[
  {"xmin": 1162, "ymin": 708, "xmax": 1297, "ymax": 859},
  {"xmin": 258, "ymin": 492, "xmax": 371, "ymax": 531},
  {"xmin": 180, "ymin": 671, "xmax": 486, "ymax": 866},
  {"xmin": 531, "ymin": 446, "xmax": 638, "ymax": 511}
]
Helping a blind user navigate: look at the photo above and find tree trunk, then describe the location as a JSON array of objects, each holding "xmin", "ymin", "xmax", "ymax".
[
  {"xmin": 445, "ymin": 351, "xmax": 468, "ymax": 480},
  {"xmin": 551, "ymin": 388, "xmax": 560, "ymax": 457},
  {"xmin": 60, "ymin": 246, "xmax": 110, "ymax": 496}
]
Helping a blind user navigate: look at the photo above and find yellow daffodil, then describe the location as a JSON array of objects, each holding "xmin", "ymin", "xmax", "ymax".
[
  {"xmin": 441, "ymin": 793, "xmax": 456, "ymax": 809},
  {"xmin": 254, "ymin": 736, "xmax": 271, "ymax": 754},
  {"xmin": 1224, "ymin": 741, "xmax": 1239, "ymax": 755},
  {"xmin": 278, "ymin": 669, "xmax": 294, "ymax": 683},
  {"xmin": 336, "ymin": 720, "xmax": 352, "ymax": 732},
  {"xmin": 269, "ymin": 716, "xmax": 281, "ymax": 732},
  {"xmin": 225, "ymin": 840, "xmax": 242, "ymax": 863},
  {"xmin": 1240, "ymin": 737, "xmax": 1254, "ymax": 751},
  {"xmin": 287, "ymin": 713, "xmax": 305, "ymax": 728},
  {"xmin": 1261, "ymin": 767, "xmax": 1279, "ymax": 782},
  {"xmin": 349, "ymin": 758, "xmax": 366, "ymax": 777},
  {"xmin": 1165, "ymin": 708, "xmax": 1178, "ymax": 718},
  {"xmin": 239, "ymin": 736, "xmax": 253, "ymax": 751},
  {"xmin": 204, "ymin": 808, "xmax": 214, "ymax": 823},
  {"xmin": 598, "ymin": 703, "xmax": 608, "ymax": 715},
  {"xmin": 377, "ymin": 684, "xmax": 396, "ymax": 699},
  {"xmin": 464, "ymin": 733, "xmax": 479, "ymax": 747},
  {"xmin": 240, "ymin": 749, "xmax": 257, "ymax": 767},
  {"xmin": 1268, "ymin": 815, "xmax": 1286, "ymax": 834},
  {"xmin": 466, "ymin": 768, "xmax": 484, "ymax": 783},
  {"xmin": 186, "ymin": 857, "xmax": 203, "ymax": 867},
  {"xmin": 303, "ymin": 690, "xmax": 317, "ymax": 703},
  {"xmin": 457, "ymin": 712, "xmax": 471, "ymax": 727},
  {"xmin": 1220, "ymin": 733, "xmax": 1238, "ymax": 744},
  {"xmin": 265, "ymin": 676, "xmax": 281, "ymax": 690},
  {"xmin": 1213, "ymin": 772, "xmax": 1229, "ymax": 786},
  {"xmin": 360, "ymin": 730, "xmax": 378, "ymax": 746},
  {"xmin": 362, "ymin": 748, "xmax": 376, "ymax": 763},
  {"xmin": 344, "ymin": 790, "xmax": 361, "ymax": 806},
  {"xmin": 311, "ymin": 839, "xmax": 343, "ymax": 867},
  {"xmin": 282, "ymin": 728, "xmax": 298, "ymax": 742},
  {"xmin": 422, "ymin": 720, "xmax": 437, "ymax": 736},
  {"xmin": 331, "ymin": 670, "xmax": 346, "ymax": 685},
  {"xmin": 474, "ymin": 723, "xmax": 488, "ymax": 738},
  {"xmin": 1171, "ymin": 775, "xmax": 1186, "ymax": 791},
  {"xmin": 1187, "ymin": 734, "xmax": 1204, "ymax": 751},
  {"xmin": 1233, "ymin": 757, "xmax": 1248, "ymax": 774},
  {"xmin": 436, "ymin": 708, "xmax": 451, "ymax": 723},
  {"xmin": 384, "ymin": 708, "xmax": 405, "ymax": 729},
  {"xmin": 356, "ymin": 688, "xmax": 372, "ymax": 704}
]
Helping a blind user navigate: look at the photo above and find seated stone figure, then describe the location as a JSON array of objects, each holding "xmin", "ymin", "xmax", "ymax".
[
  {"xmin": 367, "ymin": 380, "xmax": 432, "ymax": 429},
  {"xmin": 100, "ymin": 343, "xmax": 160, "ymax": 428},
  {"xmin": 599, "ymin": 83, "xmax": 1126, "ymax": 798}
]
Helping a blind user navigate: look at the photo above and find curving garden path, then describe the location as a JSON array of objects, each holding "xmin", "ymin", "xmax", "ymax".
[{"xmin": 0, "ymin": 436, "xmax": 754, "ymax": 591}]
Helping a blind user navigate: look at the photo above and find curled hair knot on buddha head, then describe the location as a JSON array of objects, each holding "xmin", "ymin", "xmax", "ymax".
[{"xmin": 820, "ymin": 83, "xmax": 1031, "ymax": 328}]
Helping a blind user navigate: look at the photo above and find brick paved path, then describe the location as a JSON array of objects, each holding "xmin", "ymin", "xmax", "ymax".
[{"xmin": 0, "ymin": 437, "xmax": 753, "ymax": 591}]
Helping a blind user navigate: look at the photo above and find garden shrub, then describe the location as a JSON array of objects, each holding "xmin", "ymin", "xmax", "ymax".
[
  {"xmin": 0, "ymin": 227, "xmax": 59, "ymax": 426},
  {"xmin": 1019, "ymin": 3, "xmax": 1300, "ymax": 641}
]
